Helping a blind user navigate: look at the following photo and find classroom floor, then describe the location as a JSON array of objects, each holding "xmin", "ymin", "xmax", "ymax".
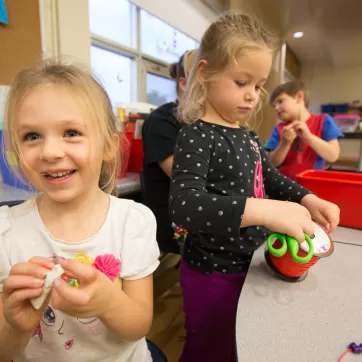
[{"xmin": 148, "ymin": 254, "xmax": 185, "ymax": 362}]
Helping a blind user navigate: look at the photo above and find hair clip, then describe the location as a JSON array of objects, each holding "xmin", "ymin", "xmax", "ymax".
[{"xmin": 338, "ymin": 342, "xmax": 362, "ymax": 361}]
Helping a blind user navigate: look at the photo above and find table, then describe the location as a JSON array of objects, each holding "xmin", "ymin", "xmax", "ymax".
[
  {"xmin": 0, "ymin": 173, "xmax": 142, "ymax": 205},
  {"xmin": 236, "ymin": 227, "xmax": 362, "ymax": 362},
  {"xmin": 115, "ymin": 172, "xmax": 141, "ymax": 197},
  {"xmin": 343, "ymin": 132, "xmax": 362, "ymax": 171},
  {"xmin": 331, "ymin": 226, "xmax": 362, "ymax": 246}
]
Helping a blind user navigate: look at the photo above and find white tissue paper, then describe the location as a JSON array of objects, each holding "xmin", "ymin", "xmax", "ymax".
[{"xmin": 30, "ymin": 264, "xmax": 64, "ymax": 310}]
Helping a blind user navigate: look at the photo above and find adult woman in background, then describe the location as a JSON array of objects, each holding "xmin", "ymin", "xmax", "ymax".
[{"xmin": 142, "ymin": 50, "xmax": 196, "ymax": 254}]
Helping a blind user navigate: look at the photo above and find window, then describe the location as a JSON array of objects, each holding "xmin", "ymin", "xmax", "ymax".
[
  {"xmin": 90, "ymin": 46, "xmax": 135, "ymax": 106},
  {"xmin": 140, "ymin": 10, "xmax": 199, "ymax": 64},
  {"xmin": 89, "ymin": 3, "xmax": 199, "ymax": 104},
  {"xmin": 146, "ymin": 73, "xmax": 177, "ymax": 106},
  {"xmin": 89, "ymin": 0, "xmax": 136, "ymax": 48}
]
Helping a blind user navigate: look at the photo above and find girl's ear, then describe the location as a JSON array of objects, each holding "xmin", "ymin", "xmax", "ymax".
[
  {"xmin": 103, "ymin": 133, "xmax": 119, "ymax": 162},
  {"xmin": 179, "ymin": 77, "xmax": 187, "ymax": 92},
  {"xmin": 196, "ymin": 60, "xmax": 208, "ymax": 85}
]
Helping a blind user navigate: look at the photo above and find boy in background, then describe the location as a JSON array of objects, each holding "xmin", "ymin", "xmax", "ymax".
[{"xmin": 265, "ymin": 80, "xmax": 343, "ymax": 180}]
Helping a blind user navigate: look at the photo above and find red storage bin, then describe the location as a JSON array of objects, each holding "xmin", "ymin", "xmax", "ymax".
[
  {"xmin": 128, "ymin": 138, "xmax": 143, "ymax": 174},
  {"xmin": 118, "ymin": 132, "xmax": 132, "ymax": 178},
  {"xmin": 297, "ymin": 170, "xmax": 362, "ymax": 229}
]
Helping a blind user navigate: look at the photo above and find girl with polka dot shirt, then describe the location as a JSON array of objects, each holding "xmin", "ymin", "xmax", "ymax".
[{"xmin": 169, "ymin": 13, "xmax": 340, "ymax": 362}]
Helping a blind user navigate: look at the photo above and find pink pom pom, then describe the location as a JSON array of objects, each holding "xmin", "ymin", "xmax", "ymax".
[{"xmin": 93, "ymin": 254, "xmax": 121, "ymax": 282}]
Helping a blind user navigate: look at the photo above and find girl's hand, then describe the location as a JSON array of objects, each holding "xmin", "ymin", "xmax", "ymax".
[
  {"xmin": 2, "ymin": 257, "xmax": 54, "ymax": 333},
  {"xmin": 51, "ymin": 259, "xmax": 117, "ymax": 319},
  {"xmin": 301, "ymin": 194, "xmax": 340, "ymax": 232},
  {"xmin": 259, "ymin": 199, "xmax": 315, "ymax": 243}
]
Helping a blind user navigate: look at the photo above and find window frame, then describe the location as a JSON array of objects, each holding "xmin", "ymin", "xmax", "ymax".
[{"xmin": 90, "ymin": 3, "xmax": 199, "ymax": 104}]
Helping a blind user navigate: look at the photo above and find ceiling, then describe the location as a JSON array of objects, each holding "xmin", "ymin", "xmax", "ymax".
[
  {"xmin": 281, "ymin": 0, "xmax": 362, "ymax": 68},
  {"xmin": 237, "ymin": 0, "xmax": 362, "ymax": 69}
]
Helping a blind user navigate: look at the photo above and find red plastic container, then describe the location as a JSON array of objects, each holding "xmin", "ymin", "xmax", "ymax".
[
  {"xmin": 128, "ymin": 138, "xmax": 143, "ymax": 174},
  {"xmin": 297, "ymin": 170, "xmax": 362, "ymax": 229},
  {"xmin": 118, "ymin": 132, "xmax": 132, "ymax": 178}
]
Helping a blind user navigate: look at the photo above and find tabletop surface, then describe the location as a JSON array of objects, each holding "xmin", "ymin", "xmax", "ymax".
[{"xmin": 236, "ymin": 231, "xmax": 362, "ymax": 362}]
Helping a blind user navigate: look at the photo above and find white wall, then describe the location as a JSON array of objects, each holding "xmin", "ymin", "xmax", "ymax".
[
  {"xmin": 302, "ymin": 65, "xmax": 362, "ymax": 163},
  {"xmin": 40, "ymin": 0, "xmax": 90, "ymax": 65},
  {"xmin": 302, "ymin": 65, "xmax": 362, "ymax": 114},
  {"xmin": 130, "ymin": 0, "xmax": 216, "ymax": 41}
]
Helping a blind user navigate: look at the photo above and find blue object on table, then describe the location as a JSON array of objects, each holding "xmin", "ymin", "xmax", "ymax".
[
  {"xmin": 321, "ymin": 104, "xmax": 334, "ymax": 114},
  {"xmin": 0, "ymin": 131, "xmax": 32, "ymax": 191},
  {"xmin": 0, "ymin": 0, "xmax": 8, "ymax": 24},
  {"xmin": 334, "ymin": 103, "xmax": 349, "ymax": 113},
  {"xmin": 147, "ymin": 340, "xmax": 168, "ymax": 362}
]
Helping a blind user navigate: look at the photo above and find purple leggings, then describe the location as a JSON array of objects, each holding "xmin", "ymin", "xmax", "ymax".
[{"xmin": 179, "ymin": 260, "xmax": 246, "ymax": 362}]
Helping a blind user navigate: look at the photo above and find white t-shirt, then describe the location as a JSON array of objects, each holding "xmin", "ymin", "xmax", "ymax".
[{"xmin": 0, "ymin": 196, "xmax": 160, "ymax": 362}]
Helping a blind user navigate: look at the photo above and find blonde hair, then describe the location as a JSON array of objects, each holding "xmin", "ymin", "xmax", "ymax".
[
  {"xmin": 2, "ymin": 59, "xmax": 121, "ymax": 194},
  {"xmin": 183, "ymin": 49, "xmax": 197, "ymax": 79},
  {"xmin": 180, "ymin": 12, "xmax": 276, "ymax": 123}
]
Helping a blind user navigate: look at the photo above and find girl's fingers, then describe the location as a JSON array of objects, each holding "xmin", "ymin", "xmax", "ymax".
[
  {"xmin": 313, "ymin": 211, "xmax": 330, "ymax": 231},
  {"xmin": 59, "ymin": 259, "xmax": 97, "ymax": 283},
  {"xmin": 28, "ymin": 257, "xmax": 54, "ymax": 270},
  {"xmin": 5, "ymin": 288, "xmax": 43, "ymax": 306},
  {"xmin": 52, "ymin": 278, "xmax": 90, "ymax": 307},
  {"xmin": 10, "ymin": 263, "xmax": 50, "ymax": 280},
  {"xmin": 3, "ymin": 276, "xmax": 44, "ymax": 295}
]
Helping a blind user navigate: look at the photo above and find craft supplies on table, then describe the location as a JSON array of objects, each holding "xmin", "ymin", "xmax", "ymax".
[
  {"xmin": 236, "ymin": 233, "xmax": 362, "ymax": 362},
  {"xmin": 265, "ymin": 222, "xmax": 333, "ymax": 282},
  {"xmin": 338, "ymin": 342, "xmax": 362, "ymax": 362}
]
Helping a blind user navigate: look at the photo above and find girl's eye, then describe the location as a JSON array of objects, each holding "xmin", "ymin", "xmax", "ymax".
[
  {"xmin": 235, "ymin": 81, "xmax": 247, "ymax": 87},
  {"xmin": 255, "ymin": 85, "xmax": 262, "ymax": 91},
  {"xmin": 23, "ymin": 132, "xmax": 40, "ymax": 141},
  {"xmin": 65, "ymin": 129, "xmax": 81, "ymax": 138}
]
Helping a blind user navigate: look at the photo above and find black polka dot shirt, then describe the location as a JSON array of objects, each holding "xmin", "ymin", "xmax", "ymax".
[{"xmin": 169, "ymin": 120, "xmax": 310, "ymax": 274}]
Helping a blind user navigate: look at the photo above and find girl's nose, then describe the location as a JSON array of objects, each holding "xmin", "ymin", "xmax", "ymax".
[{"xmin": 40, "ymin": 138, "xmax": 65, "ymax": 161}]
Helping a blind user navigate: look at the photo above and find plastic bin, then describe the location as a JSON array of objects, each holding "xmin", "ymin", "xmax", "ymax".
[
  {"xmin": 118, "ymin": 132, "xmax": 132, "ymax": 178},
  {"xmin": 334, "ymin": 114, "xmax": 360, "ymax": 133},
  {"xmin": 128, "ymin": 138, "xmax": 143, "ymax": 174},
  {"xmin": 297, "ymin": 170, "xmax": 362, "ymax": 229},
  {"xmin": 334, "ymin": 103, "xmax": 349, "ymax": 113},
  {"xmin": 321, "ymin": 104, "xmax": 334, "ymax": 113}
]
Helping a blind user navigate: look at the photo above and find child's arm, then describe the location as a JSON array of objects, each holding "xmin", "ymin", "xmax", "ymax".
[
  {"xmin": 268, "ymin": 140, "xmax": 292, "ymax": 166},
  {"xmin": 257, "ymin": 133, "xmax": 311, "ymax": 202},
  {"xmin": 0, "ymin": 257, "xmax": 54, "ymax": 361},
  {"xmin": 51, "ymin": 266, "xmax": 155, "ymax": 341},
  {"xmin": 266, "ymin": 124, "xmax": 296, "ymax": 166},
  {"xmin": 169, "ymin": 127, "xmax": 314, "ymax": 243},
  {"xmin": 292, "ymin": 116, "xmax": 343, "ymax": 163},
  {"xmin": 101, "ymin": 276, "xmax": 154, "ymax": 341},
  {"xmin": 0, "ymin": 306, "xmax": 33, "ymax": 361},
  {"xmin": 303, "ymin": 134, "xmax": 340, "ymax": 163},
  {"xmin": 169, "ymin": 126, "xmax": 249, "ymax": 237}
]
